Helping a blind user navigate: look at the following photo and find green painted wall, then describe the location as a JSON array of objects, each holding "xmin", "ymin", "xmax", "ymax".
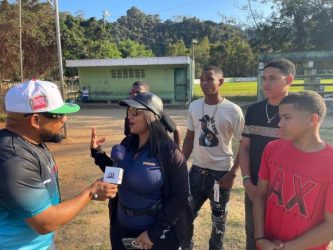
[{"xmin": 77, "ymin": 64, "xmax": 191, "ymax": 103}]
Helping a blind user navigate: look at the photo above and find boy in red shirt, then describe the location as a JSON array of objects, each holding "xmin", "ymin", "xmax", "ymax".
[
  {"xmin": 254, "ymin": 91, "xmax": 333, "ymax": 250},
  {"xmin": 240, "ymin": 58, "xmax": 295, "ymax": 250}
]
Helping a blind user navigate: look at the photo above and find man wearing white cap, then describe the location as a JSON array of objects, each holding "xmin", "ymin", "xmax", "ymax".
[{"xmin": 0, "ymin": 79, "xmax": 118, "ymax": 250}]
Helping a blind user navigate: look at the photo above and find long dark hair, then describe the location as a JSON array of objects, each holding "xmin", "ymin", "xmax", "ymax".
[{"xmin": 127, "ymin": 110, "xmax": 174, "ymax": 169}]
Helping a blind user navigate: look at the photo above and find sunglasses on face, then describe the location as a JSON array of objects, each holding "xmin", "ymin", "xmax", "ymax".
[
  {"xmin": 24, "ymin": 112, "xmax": 65, "ymax": 120},
  {"xmin": 128, "ymin": 89, "xmax": 141, "ymax": 96},
  {"xmin": 127, "ymin": 107, "xmax": 146, "ymax": 117}
]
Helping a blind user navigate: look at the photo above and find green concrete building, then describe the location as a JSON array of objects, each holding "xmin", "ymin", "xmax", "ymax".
[{"xmin": 66, "ymin": 56, "xmax": 193, "ymax": 104}]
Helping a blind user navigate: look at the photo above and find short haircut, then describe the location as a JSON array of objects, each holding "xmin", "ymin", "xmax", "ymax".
[
  {"xmin": 132, "ymin": 81, "xmax": 150, "ymax": 91},
  {"xmin": 203, "ymin": 66, "xmax": 224, "ymax": 77},
  {"xmin": 280, "ymin": 90, "xmax": 327, "ymax": 121},
  {"xmin": 264, "ymin": 58, "xmax": 296, "ymax": 77}
]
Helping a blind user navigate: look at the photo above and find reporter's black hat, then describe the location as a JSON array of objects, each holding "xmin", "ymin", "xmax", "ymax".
[{"xmin": 119, "ymin": 92, "xmax": 164, "ymax": 118}]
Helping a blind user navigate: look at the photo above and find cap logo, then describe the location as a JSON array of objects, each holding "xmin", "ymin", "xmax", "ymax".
[{"xmin": 30, "ymin": 95, "xmax": 48, "ymax": 111}]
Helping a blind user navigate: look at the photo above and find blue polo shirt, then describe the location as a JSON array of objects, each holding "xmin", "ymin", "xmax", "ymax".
[
  {"xmin": 117, "ymin": 143, "xmax": 164, "ymax": 230},
  {"xmin": 0, "ymin": 129, "xmax": 60, "ymax": 250}
]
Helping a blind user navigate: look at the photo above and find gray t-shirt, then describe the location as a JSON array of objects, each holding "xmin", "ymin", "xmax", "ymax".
[{"xmin": 0, "ymin": 129, "xmax": 60, "ymax": 250}]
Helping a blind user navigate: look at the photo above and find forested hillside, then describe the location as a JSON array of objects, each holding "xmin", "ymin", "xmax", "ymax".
[{"xmin": 1, "ymin": 0, "xmax": 332, "ymax": 80}]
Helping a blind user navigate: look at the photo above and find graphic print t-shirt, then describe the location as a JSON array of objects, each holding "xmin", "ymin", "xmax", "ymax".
[
  {"xmin": 187, "ymin": 98, "xmax": 244, "ymax": 171},
  {"xmin": 259, "ymin": 139, "xmax": 333, "ymax": 249},
  {"xmin": 198, "ymin": 114, "xmax": 219, "ymax": 147}
]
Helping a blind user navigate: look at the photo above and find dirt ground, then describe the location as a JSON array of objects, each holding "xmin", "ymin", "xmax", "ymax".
[
  {"xmin": 1, "ymin": 107, "xmax": 332, "ymax": 249},
  {"xmin": 51, "ymin": 107, "xmax": 333, "ymax": 250},
  {"xmin": 52, "ymin": 108, "xmax": 190, "ymax": 250}
]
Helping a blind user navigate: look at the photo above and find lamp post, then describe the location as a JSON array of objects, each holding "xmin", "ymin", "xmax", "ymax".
[
  {"xmin": 48, "ymin": 0, "xmax": 67, "ymax": 137},
  {"xmin": 192, "ymin": 39, "xmax": 198, "ymax": 61},
  {"xmin": 54, "ymin": 0, "xmax": 65, "ymax": 98},
  {"xmin": 191, "ymin": 39, "xmax": 198, "ymax": 77},
  {"xmin": 47, "ymin": 0, "xmax": 65, "ymax": 98},
  {"xmin": 190, "ymin": 39, "xmax": 198, "ymax": 103}
]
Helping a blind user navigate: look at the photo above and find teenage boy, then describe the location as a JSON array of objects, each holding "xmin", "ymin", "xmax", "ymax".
[
  {"xmin": 182, "ymin": 66, "xmax": 244, "ymax": 250},
  {"xmin": 253, "ymin": 91, "xmax": 333, "ymax": 250},
  {"xmin": 240, "ymin": 58, "xmax": 295, "ymax": 249}
]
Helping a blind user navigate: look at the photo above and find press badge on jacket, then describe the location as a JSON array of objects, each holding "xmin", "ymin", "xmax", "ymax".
[{"xmin": 214, "ymin": 181, "xmax": 220, "ymax": 202}]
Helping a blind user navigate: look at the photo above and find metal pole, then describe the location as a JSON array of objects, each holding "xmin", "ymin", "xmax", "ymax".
[
  {"xmin": 54, "ymin": 0, "xmax": 65, "ymax": 97},
  {"xmin": 54, "ymin": 0, "xmax": 67, "ymax": 137},
  {"xmin": 18, "ymin": 0, "xmax": 23, "ymax": 82},
  {"xmin": 190, "ymin": 42, "xmax": 194, "ymax": 104},
  {"xmin": 191, "ymin": 39, "xmax": 198, "ymax": 104},
  {"xmin": 257, "ymin": 62, "xmax": 264, "ymax": 101}
]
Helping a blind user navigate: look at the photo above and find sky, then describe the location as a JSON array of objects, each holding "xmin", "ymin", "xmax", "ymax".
[{"xmin": 57, "ymin": 0, "xmax": 271, "ymax": 26}]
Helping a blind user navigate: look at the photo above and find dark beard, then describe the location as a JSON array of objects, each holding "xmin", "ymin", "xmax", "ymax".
[{"xmin": 40, "ymin": 132, "xmax": 65, "ymax": 143}]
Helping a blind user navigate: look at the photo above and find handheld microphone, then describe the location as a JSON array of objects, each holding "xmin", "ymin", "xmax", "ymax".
[
  {"xmin": 111, "ymin": 144, "xmax": 125, "ymax": 167},
  {"xmin": 103, "ymin": 144, "xmax": 125, "ymax": 184}
]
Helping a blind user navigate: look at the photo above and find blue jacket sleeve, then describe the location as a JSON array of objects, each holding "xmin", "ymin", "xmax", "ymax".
[{"xmin": 90, "ymin": 146, "xmax": 113, "ymax": 172}]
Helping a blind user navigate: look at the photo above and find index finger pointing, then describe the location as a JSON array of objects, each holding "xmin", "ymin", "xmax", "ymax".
[{"xmin": 91, "ymin": 127, "xmax": 96, "ymax": 139}]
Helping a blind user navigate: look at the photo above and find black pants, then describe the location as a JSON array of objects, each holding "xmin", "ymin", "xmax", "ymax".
[
  {"xmin": 183, "ymin": 166, "xmax": 230, "ymax": 250},
  {"xmin": 110, "ymin": 217, "xmax": 180, "ymax": 250},
  {"xmin": 245, "ymin": 193, "xmax": 256, "ymax": 250}
]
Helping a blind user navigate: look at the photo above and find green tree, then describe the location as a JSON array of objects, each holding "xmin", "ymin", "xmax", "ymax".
[
  {"xmin": 166, "ymin": 40, "xmax": 191, "ymax": 56},
  {"xmin": 194, "ymin": 37, "xmax": 211, "ymax": 77},
  {"xmin": 210, "ymin": 34, "xmax": 257, "ymax": 77},
  {"xmin": 249, "ymin": 0, "xmax": 333, "ymax": 52},
  {"xmin": 0, "ymin": 2, "xmax": 257, "ymax": 80},
  {"xmin": 0, "ymin": 0, "xmax": 57, "ymax": 80},
  {"xmin": 118, "ymin": 39, "xmax": 154, "ymax": 57},
  {"xmin": 87, "ymin": 41, "xmax": 121, "ymax": 59},
  {"xmin": 0, "ymin": 0, "xmax": 19, "ymax": 79},
  {"xmin": 112, "ymin": 7, "xmax": 160, "ymax": 50},
  {"xmin": 60, "ymin": 14, "xmax": 87, "ymax": 59}
]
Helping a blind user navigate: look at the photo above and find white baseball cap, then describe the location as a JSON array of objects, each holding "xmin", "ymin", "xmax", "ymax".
[{"xmin": 5, "ymin": 79, "xmax": 80, "ymax": 114}]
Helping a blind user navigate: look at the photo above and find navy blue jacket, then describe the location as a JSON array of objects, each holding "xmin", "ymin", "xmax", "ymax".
[{"xmin": 91, "ymin": 136, "xmax": 192, "ymax": 245}]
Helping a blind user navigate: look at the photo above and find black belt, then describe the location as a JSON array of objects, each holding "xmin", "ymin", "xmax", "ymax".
[
  {"xmin": 118, "ymin": 200, "xmax": 163, "ymax": 217},
  {"xmin": 193, "ymin": 165, "xmax": 214, "ymax": 176},
  {"xmin": 193, "ymin": 165, "xmax": 228, "ymax": 177}
]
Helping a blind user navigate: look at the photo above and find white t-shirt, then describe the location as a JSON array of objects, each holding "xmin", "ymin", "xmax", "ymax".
[
  {"xmin": 82, "ymin": 89, "xmax": 89, "ymax": 97},
  {"xmin": 187, "ymin": 97, "xmax": 244, "ymax": 171}
]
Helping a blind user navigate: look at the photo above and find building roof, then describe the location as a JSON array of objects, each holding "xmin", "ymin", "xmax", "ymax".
[{"xmin": 66, "ymin": 56, "xmax": 191, "ymax": 68}]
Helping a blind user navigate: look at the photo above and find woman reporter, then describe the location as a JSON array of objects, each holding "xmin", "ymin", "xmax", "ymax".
[{"xmin": 90, "ymin": 92, "xmax": 190, "ymax": 250}]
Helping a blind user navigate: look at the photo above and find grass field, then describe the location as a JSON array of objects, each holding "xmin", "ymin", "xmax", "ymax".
[
  {"xmin": 193, "ymin": 82, "xmax": 258, "ymax": 98},
  {"xmin": 193, "ymin": 79, "xmax": 333, "ymax": 99}
]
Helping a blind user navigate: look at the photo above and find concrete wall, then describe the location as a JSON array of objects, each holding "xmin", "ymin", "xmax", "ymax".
[{"xmin": 77, "ymin": 65, "xmax": 190, "ymax": 102}]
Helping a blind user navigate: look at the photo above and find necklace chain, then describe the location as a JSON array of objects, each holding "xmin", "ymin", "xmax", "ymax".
[
  {"xmin": 202, "ymin": 98, "xmax": 223, "ymax": 121},
  {"xmin": 265, "ymin": 100, "xmax": 278, "ymax": 124}
]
